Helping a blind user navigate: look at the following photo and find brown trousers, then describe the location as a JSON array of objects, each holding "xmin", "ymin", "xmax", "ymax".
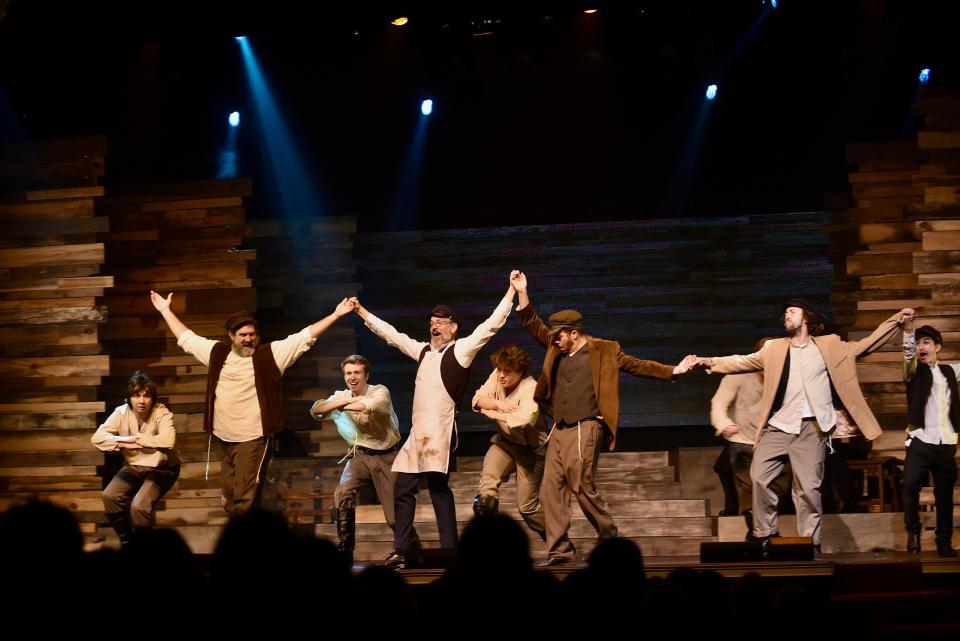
[
  {"xmin": 103, "ymin": 463, "xmax": 180, "ymax": 526},
  {"xmin": 542, "ymin": 419, "xmax": 617, "ymax": 560},
  {"xmin": 217, "ymin": 436, "xmax": 272, "ymax": 518},
  {"xmin": 335, "ymin": 447, "xmax": 401, "ymax": 528}
]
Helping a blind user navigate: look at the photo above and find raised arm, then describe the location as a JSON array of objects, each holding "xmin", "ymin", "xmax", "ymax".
[
  {"xmin": 902, "ymin": 307, "xmax": 918, "ymax": 382},
  {"xmin": 513, "ymin": 272, "xmax": 552, "ymax": 348},
  {"xmin": 453, "ymin": 280, "xmax": 516, "ymax": 366},
  {"xmin": 616, "ymin": 347, "xmax": 679, "ymax": 382},
  {"xmin": 849, "ymin": 308, "xmax": 912, "ymax": 358},
  {"xmin": 150, "ymin": 291, "xmax": 189, "ymax": 340},
  {"xmin": 307, "ymin": 298, "xmax": 356, "ymax": 340},
  {"xmin": 352, "ymin": 297, "xmax": 428, "ymax": 361}
]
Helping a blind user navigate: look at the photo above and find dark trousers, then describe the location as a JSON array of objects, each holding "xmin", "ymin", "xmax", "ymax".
[
  {"xmin": 903, "ymin": 438, "xmax": 958, "ymax": 542},
  {"xmin": 103, "ymin": 463, "xmax": 180, "ymax": 526},
  {"xmin": 394, "ymin": 471, "xmax": 458, "ymax": 549}
]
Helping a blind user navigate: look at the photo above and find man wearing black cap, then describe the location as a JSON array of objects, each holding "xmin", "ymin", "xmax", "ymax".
[
  {"xmin": 150, "ymin": 291, "xmax": 356, "ymax": 517},
  {"xmin": 901, "ymin": 310, "xmax": 958, "ymax": 557},
  {"xmin": 511, "ymin": 271, "xmax": 699, "ymax": 566},
  {"xmin": 351, "ymin": 274, "xmax": 518, "ymax": 568},
  {"xmin": 699, "ymin": 299, "xmax": 911, "ymax": 557}
]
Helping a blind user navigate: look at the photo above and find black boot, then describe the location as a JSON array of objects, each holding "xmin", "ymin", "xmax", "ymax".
[
  {"xmin": 106, "ymin": 512, "xmax": 134, "ymax": 547},
  {"xmin": 472, "ymin": 494, "xmax": 499, "ymax": 516},
  {"xmin": 409, "ymin": 527, "xmax": 422, "ymax": 550},
  {"xmin": 935, "ymin": 538, "xmax": 957, "ymax": 558},
  {"xmin": 907, "ymin": 531, "xmax": 921, "ymax": 555},
  {"xmin": 335, "ymin": 507, "xmax": 356, "ymax": 566},
  {"xmin": 743, "ymin": 510, "xmax": 757, "ymax": 541}
]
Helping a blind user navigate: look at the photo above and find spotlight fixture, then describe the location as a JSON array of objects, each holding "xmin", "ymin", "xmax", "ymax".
[
  {"xmin": 234, "ymin": 35, "xmax": 247, "ymax": 42},
  {"xmin": 391, "ymin": 17, "xmax": 409, "ymax": 26},
  {"xmin": 584, "ymin": 8, "xmax": 598, "ymax": 14},
  {"xmin": 421, "ymin": 99, "xmax": 433, "ymax": 116},
  {"xmin": 228, "ymin": 111, "xmax": 240, "ymax": 127},
  {"xmin": 918, "ymin": 68, "xmax": 931, "ymax": 85},
  {"xmin": 705, "ymin": 84, "xmax": 718, "ymax": 100}
]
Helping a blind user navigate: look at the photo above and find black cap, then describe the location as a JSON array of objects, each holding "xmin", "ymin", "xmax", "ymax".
[
  {"xmin": 915, "ymin": 325, "xmax": 943, "ymax": 345},
  {"xmin": 782, "ymin": 298, "xmax": 821, "ymax": 315},
  {"xmin": 429, "ymin": 305, "xmax": 460, "ymax": 325},
  {"xmin": 225, "ymin": 311, "xmax": 258, "ymax": 333}
]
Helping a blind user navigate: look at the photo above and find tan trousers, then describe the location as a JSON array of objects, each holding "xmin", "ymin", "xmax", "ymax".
[
  {"xmin": 335, "ymin": 448, "xmax": 400, "ymax": 528},
  {"xmin": 478, "ymin": 439, "xmax": 546, "ymax": 538},
  {"xmin": 218, "ymin": 436, "xmax": 272, "ymax": 518},
  {"xmin": 542, "ymin": 420, "xmax": 617, "ymax": 560}
]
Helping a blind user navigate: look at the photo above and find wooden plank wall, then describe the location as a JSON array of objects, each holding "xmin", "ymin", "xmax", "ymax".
[
  {"xmin": 94, "ymin": 179, "xmax": 258, "ymax": 533},
  {"xmin": 0, "ymin": 137, "xmax": 111, "ymax": 539},
  {"xmin": 831, "ymin": 86, "xmax": 960, "ymax": 458},
  {"xmin": 354, "ymin": 214, "xmax": 834, "ymax": 434},
  {"xmin": 246, "ymin": 217, "xmax": 361, "ymax": 458}
]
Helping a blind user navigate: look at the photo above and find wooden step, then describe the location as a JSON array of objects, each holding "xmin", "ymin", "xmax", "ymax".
[
  {"xmin": 717, "ymin": 513, "xmax": 959, "ymax": 553},
  {"xmin": 448, "ymin": 467, "xmax": 675, "ymax": 487},
  {"xmin": 453, "ymin": 450, "xmax": 670, "ymax": 472}
]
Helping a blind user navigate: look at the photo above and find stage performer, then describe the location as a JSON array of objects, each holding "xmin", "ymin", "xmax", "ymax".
[
  {"xmin": 471, "ymin": 344, "xmax": 548, "ymax": 541},
  {"xmin": 698, "ymin": 300, "xmax": 910, "ymax": 558},
  {"xmin": 351, "ymin": 274, "xmax": 518, "ymax": 568},
  {"xmin": 310, "ymin": 354, "xmax": 419, "ymax": 563},
  {"xmin": 511, "ymin": 270, "xmax": 698, "ymax": 566},
  {"xmin": 91, "ymin": 370, "xmax": 180, "ymax": 546},
  {"xmin": 150, "ymin": 290, "xmax": 354, "ymax": 518},
  {"xmin": 901, "ymin": 311, "xmax": 958, "ymax": 557}
]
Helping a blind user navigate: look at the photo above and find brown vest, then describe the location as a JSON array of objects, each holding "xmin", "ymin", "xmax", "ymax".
[
  {"xmin": 552, "ymin": 348, "xmax": 600, "ymax": 425},
  {"xmin": 204, "ymin": 342, "xmax": 285, "ymax": 436}
]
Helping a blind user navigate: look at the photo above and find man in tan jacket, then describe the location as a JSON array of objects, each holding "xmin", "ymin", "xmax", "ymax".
[{"xmin": 699, "ymin": 299, "xmax": 910, "ymax": 556}]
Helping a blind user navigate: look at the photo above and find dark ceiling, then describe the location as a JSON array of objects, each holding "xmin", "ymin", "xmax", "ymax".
[{"xmin": 1, "ymin": 0, "xmax": 957, "ymax": 230}]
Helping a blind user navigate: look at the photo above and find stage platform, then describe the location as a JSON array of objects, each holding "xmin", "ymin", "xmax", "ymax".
[{"xmin": 375, "ymin": 551, "xmax": 960, "ymax": 586}]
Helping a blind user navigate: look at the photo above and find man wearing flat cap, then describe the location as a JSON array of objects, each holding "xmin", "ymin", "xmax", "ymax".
[
  {"xmin": 511, "ymin": 271, "xmax": 699, "ymax": 566},
  {"xmin": 351, "ymin": 274, "xmax": 518, "ymax": 568},
  {"xmin": 150, "ymin": 291, "xmax": 355, "ymax": 517},
  {"xmin": 698, "ymin": 299, "xmax": 913, "ymax": 557},
  {"xmin": 901, "ymin": 310, "xmax": 958, "ymax": 557}
]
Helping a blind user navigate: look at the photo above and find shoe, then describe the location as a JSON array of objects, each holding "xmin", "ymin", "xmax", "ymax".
[
  {"xmin": 907, "ymin": 532, "xmax": 921, "ymax": 555},
  {"xmin": 472, "ymin": 494, "xmax": 499, "ymax": 517},
  {"xmin": 536, "ymin": 557, "xmax": 573, "ymax": 567},
  {"xmin": 381, "ymin": 551, "xmax": 405, "ymax": 569},
  {"xmin": 759, "ymin": 532, "xmax": 780, "ymax": 561},
  {"xmin": 743, "ymin": 510, "xmax": 757, "ymax": 542},
  {"xmin": 935, "ymin": 540, "xmax": 957, "ymax": 558}
]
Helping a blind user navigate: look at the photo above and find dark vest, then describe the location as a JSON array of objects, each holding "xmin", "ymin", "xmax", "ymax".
[
  {"xmin": 204, "ymin": 342, "xmax": 284, "ymax": 436},
  {"xmin": 907, "ymin": 363, "xmax": 960, "ymax": 432},
  {"xmin": 552, "ymin": 348, "xmax": 600, "ymax": 425},
  {"xmin": 418, "ymin": 341, "xmax": 472, "ymax": 406}
]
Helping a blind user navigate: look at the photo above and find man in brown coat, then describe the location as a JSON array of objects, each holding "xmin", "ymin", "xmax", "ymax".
[
  {"xmin": 511, "ymin": 271, "xmax": 698, "ymax": 565},
  {"xmin": 699, "ymin": 300, "xmax": 910, "ymax": 556}
]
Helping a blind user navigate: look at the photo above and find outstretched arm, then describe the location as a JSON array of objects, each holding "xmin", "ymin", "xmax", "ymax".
[
  {"xmin": 453, "ymin": 279, "xmax": 517, "ymax": 367},
  {"xmin": 150, "ymin": 291, "xmax": 189, "ymax": 339},
  {"xmin": 308, "ymin": 298, "xmax": 355, "ymax": 340},
  {"xmin": 849, "ymin": 308, "xmax": 913, "ymax": 358},
  {"xmin": 351, "ymin": 297, "xmax": 428, "ymax": 361},
  {"xmin": 513, "ymin": 272, "xmax": 552, "ymax": 348}
]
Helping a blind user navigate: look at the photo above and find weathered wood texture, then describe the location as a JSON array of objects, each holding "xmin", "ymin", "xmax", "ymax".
[
  {"xmin": 832, "ymin": 86, "xmax": 960, "ymax": 460},
  {"xmin": 0, "ymin": 138, "xmax": 111, "ymax": 534},
  {"xmin": 354, "ymin": 213, "xmax": 833, "ymax": 432}
]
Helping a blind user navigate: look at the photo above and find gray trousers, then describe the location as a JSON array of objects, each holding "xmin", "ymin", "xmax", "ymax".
[
  {"xmin": 335, "ymin": 447, "xmax": 400, "ymax": 529},
  {"xmin": 542, "ymin": 420, "xmax": 618, "ymax": 560},
  {"xmin": 751, "ymin": 420, "xmax": 827, "ymax": 544}
]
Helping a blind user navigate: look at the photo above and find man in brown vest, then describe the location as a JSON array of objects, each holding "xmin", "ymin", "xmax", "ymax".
[
  {"xmin": 511, "ymin": 272, "xmax": 699, "ymax": 566},
  {"xmin": 150, "ymin": 291, "xmax": 355, "ymax": 517}
]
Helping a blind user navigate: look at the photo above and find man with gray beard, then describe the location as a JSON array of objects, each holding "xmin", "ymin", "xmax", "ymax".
[{"xmin": 151, "ymin": 291, "xmax": 355, "ymax": 517}]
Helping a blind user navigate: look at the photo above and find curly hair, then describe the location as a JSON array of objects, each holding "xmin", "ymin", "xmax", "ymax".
[
  {"xmin": 489, "ymin": 344, "xmax": 531, "ymax": 377},
  {"xmin": 802, "ymin": 309, "xmax": 829, "ymax": 337},
  {"xmin": 125, "ymin": 370, "xmax": 158, "ymax": 408}
]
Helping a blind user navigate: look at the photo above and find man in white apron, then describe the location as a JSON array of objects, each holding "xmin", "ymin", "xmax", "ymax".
[{"xmin": 352, "ymin": 273, "xmax": 519, "ymax": 568}]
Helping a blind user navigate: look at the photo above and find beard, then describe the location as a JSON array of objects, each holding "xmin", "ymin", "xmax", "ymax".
[{"xmin": 232, "ymin": 344, "xmax": 256, "ymax": 357}]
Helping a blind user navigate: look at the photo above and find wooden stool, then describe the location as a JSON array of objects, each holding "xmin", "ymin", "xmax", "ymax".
[{"xmin": 845, "ymin": 458, "xmax": 902, "ymax": 512}]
